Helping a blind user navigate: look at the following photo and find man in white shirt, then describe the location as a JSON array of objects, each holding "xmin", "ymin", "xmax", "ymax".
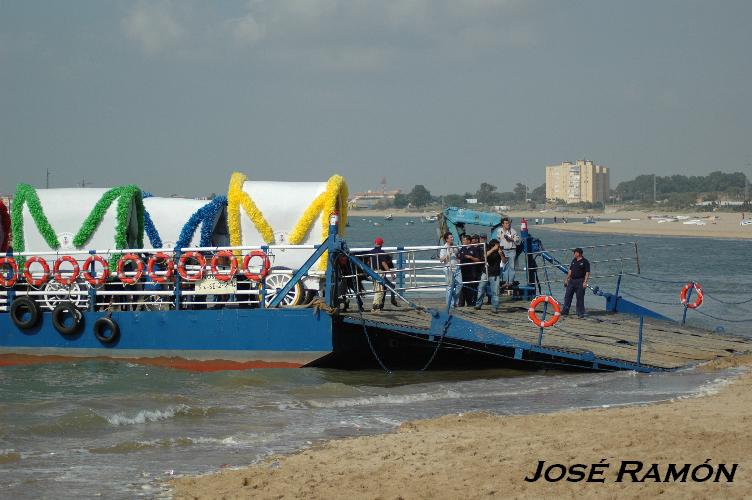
[
  {"xmin": 493, "ymin": 217, "xmax": 520, "ymax": 286},
  {"xmin": 438, "ymin": 232, "xmax": 461, "ymax": 307}
]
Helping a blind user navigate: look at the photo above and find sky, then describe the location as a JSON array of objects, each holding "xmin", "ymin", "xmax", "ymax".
[{"xmin": 1, "ymin": 0, "xmax": 751, "ymax": 197}]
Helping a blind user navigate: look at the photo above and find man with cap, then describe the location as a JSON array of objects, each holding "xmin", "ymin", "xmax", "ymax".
[
  {"xmin": 562, "ymin": 247, "xmax": 591, "ymax": 318},
  {"xmin": 369, "ymin": 237, "xmax": 397, "ymax": 311}
]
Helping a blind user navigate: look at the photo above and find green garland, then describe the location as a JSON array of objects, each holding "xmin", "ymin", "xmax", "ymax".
[{"xmin": 11, "ymin": 184, "xmax": 144, "ymax": 268}]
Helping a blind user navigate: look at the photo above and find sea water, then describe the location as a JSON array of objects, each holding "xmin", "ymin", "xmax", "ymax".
[{"xmin": 0, "ymin": 217, "xmax": 750, "ymax": 498}]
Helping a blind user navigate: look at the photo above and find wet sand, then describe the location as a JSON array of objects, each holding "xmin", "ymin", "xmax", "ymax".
[{"xmin": 170, "ymin": 355, "xmax": 752, "ymax": 499}]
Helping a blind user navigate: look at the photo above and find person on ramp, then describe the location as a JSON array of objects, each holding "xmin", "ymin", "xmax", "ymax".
[{"xmin": 562, "ymin": 247, "xmax": 590, "ymax": 318}]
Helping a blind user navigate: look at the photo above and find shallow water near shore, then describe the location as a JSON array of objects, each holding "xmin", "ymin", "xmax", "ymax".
[{"xmin": 1, "ymin": 217, "xmax": 750, "ymax": 498}]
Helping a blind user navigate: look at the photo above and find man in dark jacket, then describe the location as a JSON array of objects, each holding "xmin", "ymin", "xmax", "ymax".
[{"xmin": 562, "ymin": 247, "xmax": 591, "ymax": 318}]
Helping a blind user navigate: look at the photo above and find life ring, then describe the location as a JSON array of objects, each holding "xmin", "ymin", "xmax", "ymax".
[
  {"xmin": 52, "ymin": 301, "xmax": 84, "ymax": 336},
  {"xmin": 82, "ymin": 255, "xmax": 110, "ymax": 286},
  {"xmin": 23, "ymin": 256, "xmax": 50, "ymax": 287},
  {"xmin": 680, "ymin": 282, "xmax": 703, "ymax": 309},
  {"xmin": 0, "ymin": 256, "xmax": 19, "ymax": 287},
  {"xmin": 243, "ymin": 250, "xmax": 271, "ymax": 282},
  {"xmin": 93, "ymin": 316, "xmax": 120, "ymax": 344},
  {"xmin": 211, "ymin": 250, "xmax": 237, "ymax": 282},
  {"xmin": 147, "ymin": 252, "xmax": 174, "ymax": 283},
  {"xmin": 10, "ymin": 296, "xmax": 41, "ymax": 330},
  {"xmin": 528, "ymin": 295, "xmax": 561, "ymax": 328},
  {"xmin": 177, "ymin": 252, "xmax": 206, "ymax": 281},
  {"xmin": 117, "ymin": 253, "xmax": 144, "ymax": 285},
  {"xmin": 53, "ymin": 255, "xmax": 80, "ymax": 286}
]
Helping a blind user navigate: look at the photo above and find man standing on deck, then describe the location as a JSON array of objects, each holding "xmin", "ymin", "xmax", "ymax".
[
  {"xmin": 474, "ymin": 239, "xmax": 507, "ymax": 313},
  {"xmin": 369, "ymin": 237, "xmax": 396, "ymax": 311},
  {"xmin": 562, "ymin": 247, "xmax": 590, "ymax": 318},
  {"xmin": 493, "ymin": 217, "xmax": 520, "ymax": 287},
  {"xmin": 439, "ymin": 232, "xmax": 461, "ymax": 307}
]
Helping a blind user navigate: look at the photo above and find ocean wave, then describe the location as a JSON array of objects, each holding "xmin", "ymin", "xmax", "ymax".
[
  {"xmin": 307, "ymin": 389, "xmax": 463, "ymax": 408},
  {"xmin": 104, "ymin": 404, "xmax": 219, "ymax": 426},
  {"xmin": 89, "ymin": 435, "xmax": 240, "ymax": 454}
]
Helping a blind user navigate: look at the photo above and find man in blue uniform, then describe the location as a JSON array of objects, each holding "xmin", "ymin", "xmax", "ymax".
[{"xmin": 562, "ymin": 247, "xmax": 590, "ymax": 318}]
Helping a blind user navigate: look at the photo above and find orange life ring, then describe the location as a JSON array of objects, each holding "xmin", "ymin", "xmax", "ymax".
[
  {"xmin": 680, "ymin": 282, "xmax": 703, "ymax": 309},
  {"xmin": 147, "ymin": 252, "xmax": 174, "ymax": 283},
  {"xmin": 211, "ymin": 250, "xmax": 237, "ymax": 282},
  {"xmin": 23, "ymin": 256, "xmax": 50, "ymax": 287},
  {"xmin": 528, "ymin": 295, "xmax": 561, "ymax": 328},
  {"xmin": 0, "ymin": 256, "xmax": 19, "ymax": 287},
  {"xmin": 177, "ymin": 252, "xmax": 206, "ymax": 281},
  {"xmin": 117, "ymin": 253, "xmax": 144, "ymax": 285},
  {"xmin": 53, "ymin": 255, "xmax": 80, "ymax": 286},
  {"xmin": 82, "ymin": 255, "xmax": 110, "ymax": 286},
  {"xmin": 242, "ymin": 250, "xmax": 271, "ymax": 282}
]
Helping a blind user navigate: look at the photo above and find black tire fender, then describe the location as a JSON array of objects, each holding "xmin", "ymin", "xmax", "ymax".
[
  {"xmin": 10, "ymin": 296, "xmax": 41, "ymax": 330},
  {"xmin": 52, "ymin": 301, "xmax": 84, "ymax": 336},
  {"xmin": 93, "ymin": 316, "xmax": 120, "ymax": 344}
]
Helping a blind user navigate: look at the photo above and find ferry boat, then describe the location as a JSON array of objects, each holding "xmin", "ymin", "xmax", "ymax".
[{"xmin": 0, "ymin": 177, "xmax": 749, "ymax": 372}]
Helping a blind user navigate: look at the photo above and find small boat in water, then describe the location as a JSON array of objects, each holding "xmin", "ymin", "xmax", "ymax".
[
  {"xmin": 384, "ymin": 214, "xmax": 393, "ymax": 221},
  {"xmin": 582, "ymin": 216, "xmax": 596, "ymax": 224},
  {"xmin": 741, "ymin": 219, "xmax": 752, "ymax": 226}
]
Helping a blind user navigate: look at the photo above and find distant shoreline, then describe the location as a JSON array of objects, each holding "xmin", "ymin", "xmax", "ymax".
[{"xmin": 347, "ymin": 208, "xmax": 752, "ymax": 240}]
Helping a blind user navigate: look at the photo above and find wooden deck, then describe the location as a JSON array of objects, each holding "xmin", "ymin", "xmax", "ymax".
[{"xmin": 343, "ymin": 299, "xmax": 752, "ymax": 370}]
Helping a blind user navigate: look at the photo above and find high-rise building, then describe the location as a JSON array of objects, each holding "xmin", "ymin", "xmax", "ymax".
[{"xmin": 546, "ymin": 160, "xmax": 610, "ymax": 204}]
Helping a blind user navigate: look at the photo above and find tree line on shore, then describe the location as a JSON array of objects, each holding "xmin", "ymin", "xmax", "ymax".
[{"xmin": 385, "ymin": 171, "xmax": 749, "ymax": 211}]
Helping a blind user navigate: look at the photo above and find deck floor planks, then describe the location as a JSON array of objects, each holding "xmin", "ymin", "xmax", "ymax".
[{"xmin": 342, "ymin": 298, "xmax": 751, "ymax": 369}]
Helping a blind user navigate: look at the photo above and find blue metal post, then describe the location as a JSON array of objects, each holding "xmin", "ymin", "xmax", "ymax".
[
  {"xmin": 397, "ymin": 246, "xmax": 405, "ymax": 293},
  {"xmin": 259, "ymin": 245, "xmax": 268, "ymax": 309},
  {"xmin": 324, "ymin": 223, "xmax": 337, "ymax": 308},
  {"xmin": 637, "ymin": 315, "xmax": 644, "ymax": 366},
  {"xmin": 681, "ymin": 284, "xmax": 693, "ymax": 325},
  {"xmin": 87, "ymin": 250, "xmax": 97, "ymax": 312},
  {"xmin": 174, "ymin": 250, "xmax": 182, "ymax": 310},
  {"xmin": 537, "ymin": 300, "xmax": 548, "ymax": 346}
]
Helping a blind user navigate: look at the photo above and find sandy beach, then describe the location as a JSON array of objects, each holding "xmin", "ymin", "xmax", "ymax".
[
  {"xmin": 350, "ymin": 208, "xmax": 752, "ymax": 239},
  {"xmin": 171, "ymin": 355, "xmax": 751, "ymax": 499}
]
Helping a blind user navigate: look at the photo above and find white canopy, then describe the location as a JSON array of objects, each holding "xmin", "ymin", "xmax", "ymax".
[{"xmin": 142, "ymin": 197, "xmax": 229, "ymax": 250}]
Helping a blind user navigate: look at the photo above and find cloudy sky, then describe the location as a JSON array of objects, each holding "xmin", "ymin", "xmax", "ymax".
[{"xmin": 1, "ymin": 0, "xmax": 751, "ymax": 197}]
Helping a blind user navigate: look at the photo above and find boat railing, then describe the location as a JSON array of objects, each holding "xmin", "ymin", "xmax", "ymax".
[{"xmin": 0, "ymin": 244, "xmax": 330, "ymax": 312}]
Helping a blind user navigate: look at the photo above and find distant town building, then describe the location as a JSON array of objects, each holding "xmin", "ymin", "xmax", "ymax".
[
  {"xmin": 546, "ymin": 159, "xmax": 610, "ymax": 204},
  {"xmin": 348, "ymin": 189, "xmax": 401, "ymax": 209}
]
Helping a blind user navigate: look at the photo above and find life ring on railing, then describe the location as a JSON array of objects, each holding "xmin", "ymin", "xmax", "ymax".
[
  {"xmin": 242, "ymin": 250, "xmax": 271, "ymax": 282},
  {"xmin": 528, "ymin": 295, "xmax": 561, "ymax": 328},
  {"xmin": 23, "ymin": 256, "xmax": 50, "ymax": 287},
  {"xmin": 53, "ymin": 255, "xmax": 80, "ymax": 286},
  {"xmin": 177, "ymin": 252, "xmax": 206, "ymax": 281},
  {"xmin": 82, "ymin": 255, "xmax": 110, "ymax": 286},
  {"xmin": 117, "ymin": 253, "xmax": 144, "ymax": 285},
  {"xmin": 0, "ymin": 256, "xmax": 19, "ymax": 287},
  {"xmin": 147, "ymin": 252, "xmax": 174, "ymax": 283},
  {"xmin": 680, "ymin": 282, "xmax": 703, "ymax": 309},
  {"xmin": 211, "ymin": 250, "xmax": 237, "ymax": 282}
]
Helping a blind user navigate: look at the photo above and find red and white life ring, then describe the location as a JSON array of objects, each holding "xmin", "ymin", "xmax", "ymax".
[
  {"xmin": 0, "ymin": 256, "xmax": 19, "ymax": 288},
  {"xmin": 242, "ymin": 250, "xmax": 271, "ymax": 282},
  {"xmin": 117, "ymin": 253, "xmax": 144, "ymax": 285},
  {"xmin": 680, "ymin": 282, "xmax": 703, "ymax": 309},
  {"xmin": 211, "ymin": 250, "xmax": 237, "ymax": 282},
  {"xmin": 177, "ymin": 252, "xmax": 206, "ymax": 282},
  {"xmin": 53, "ymin": 255, "xmax": 80, "ymax": 286},
  {"xmin": 23, "ymin": 256, "xmax": 50, "ymax": 287},
  {"xmin": 82, "ymin": 255, "xmax": 110, "ymax": 286},
  {"xmin": 528, "ymin": 295, "xmax": 561, "ymax": 328},
  {"xmin": 147, "ymin": 252, "xmax": 174, "ymax": 284}
]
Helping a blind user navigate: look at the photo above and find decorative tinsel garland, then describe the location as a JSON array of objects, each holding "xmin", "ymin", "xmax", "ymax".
[
  {"xmin": 227, "ymin": 172, "xmax": 276, "ymax": 250},
  {"xmin": 287, "ymin": 175, "xmax": 348, "ymax": 269},
  {"xmin": 11, "ymin": 183, "xmax": 144, "ymax": 268},
  {"xmin": 175, "ymin": 196, "xmax": 228, "ymax": 250},
  {"xmin": 0, "ymin": 199, "xmax": 10, "ymax": 252},
  {"xmin": 225, "ymin": 172, "xmax": 348, "ymax": 270},
  {"xmin": 141, "ymin": 192, "xmax": 163, "ymax": 248}
]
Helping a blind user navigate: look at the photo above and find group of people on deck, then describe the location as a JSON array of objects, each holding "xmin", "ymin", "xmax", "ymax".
[{"xmin": 438, "ymin": 217, "xmax": 591, "ymax": 317}]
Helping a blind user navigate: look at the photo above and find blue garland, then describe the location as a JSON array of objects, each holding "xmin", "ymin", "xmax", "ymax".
[
  {"xmin": 141, "ymin": 192, "xmax": 164, "ymax": 248},
  {"xmin": 175, "ymin": 196, "xmax": 227, "ymax": 250}
]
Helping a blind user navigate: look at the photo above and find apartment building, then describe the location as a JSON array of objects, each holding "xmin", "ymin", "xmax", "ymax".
[{"xmin": 546, "ymin": 159, "xmax": 610, "ymax": 204}]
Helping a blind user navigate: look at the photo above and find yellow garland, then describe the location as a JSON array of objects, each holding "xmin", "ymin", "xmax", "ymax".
[
  {"xmin": 226, "ymin": 171, "xmax": 348, "ymax": 270},
  {"xmin": 227, "ymin": 172, "xmax": 276, "ymax": 255}
]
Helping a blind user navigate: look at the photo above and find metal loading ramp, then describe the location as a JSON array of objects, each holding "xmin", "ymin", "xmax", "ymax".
[{"xmin": 340, "ymin": 300, "xmax": 752, "ymax": 372}]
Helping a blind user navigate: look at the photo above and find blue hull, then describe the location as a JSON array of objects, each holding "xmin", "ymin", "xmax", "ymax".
[{"xmin": 0, "ymin": 308, "xmax": 333, "ymax": 370}]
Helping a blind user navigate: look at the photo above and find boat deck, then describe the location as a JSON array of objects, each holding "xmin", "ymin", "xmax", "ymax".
[{"xmin": 341, "ymin": 299, "xmax": 751, "ymax": 371}]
